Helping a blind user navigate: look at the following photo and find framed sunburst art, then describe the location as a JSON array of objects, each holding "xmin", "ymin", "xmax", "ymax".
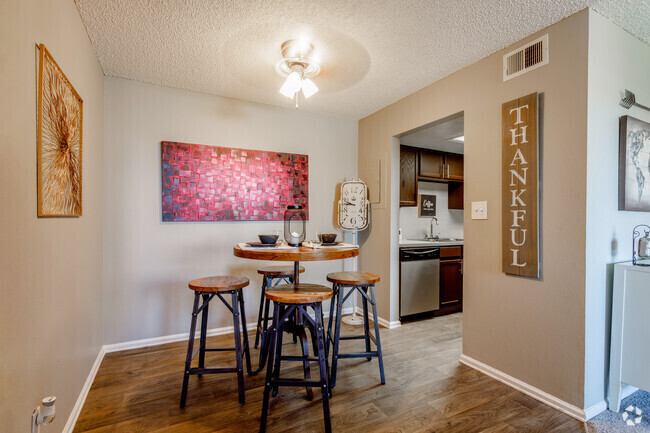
[{"xmin": 37, "ymin": 44, "xmax": 83, "ymax": 216}]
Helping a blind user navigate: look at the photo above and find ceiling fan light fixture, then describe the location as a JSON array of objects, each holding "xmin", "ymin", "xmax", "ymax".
[
  {"xmin": 280, "ymin": 71, "xmax": 302, "ymax": 98},
  {"xmin": 275, "ymin": 40, "xmax": 321, "ymax": 106},
  {"xmin": 301, "ymin": 78, "xmax": 318, "ymax": 98}
]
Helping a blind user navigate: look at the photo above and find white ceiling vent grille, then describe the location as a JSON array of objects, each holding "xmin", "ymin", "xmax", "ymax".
[{"xmin": 503, "ymin": 34, "xmax": 548, "ymax": 81}]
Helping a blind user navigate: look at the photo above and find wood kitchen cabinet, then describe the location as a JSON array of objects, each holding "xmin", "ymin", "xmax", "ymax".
[
  {"xmin": 419, "ymin": 149, "xmax": 464, "ymax": 182},
  {"xmin": 400, "ymin": 146, "xmax": 418, "ymax": 206},
  {"xmin": 435, "ymin": 246, "xmax": 463, "ymax": 316},
  {"xmin": 445, "ymin": 153, "xmax": 464, "ymax": 181},
  {"xmin": 400, "ymin": 146, "xmax": 464, "ymax": 208},
  {"xmin": 419, "ymin": 149, "xmax": 445, "ymax": 179},
  {"xmin": 448, "ymin": 182, "xmax": 464, "ymax": 210}
]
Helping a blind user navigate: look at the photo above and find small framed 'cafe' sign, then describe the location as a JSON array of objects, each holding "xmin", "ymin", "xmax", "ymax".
[
  {"xmin": 418, "ymin": 194, "xmax": 436, "ymax": 217},
  {"xmin": 502, "ymin": 92, "xmax": 540, "ymax": 278}
]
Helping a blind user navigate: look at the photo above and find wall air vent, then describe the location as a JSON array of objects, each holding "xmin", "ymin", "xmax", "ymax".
[{"xmin": 503, "ymin": 34, "xmax": 548, "ymax": 81}]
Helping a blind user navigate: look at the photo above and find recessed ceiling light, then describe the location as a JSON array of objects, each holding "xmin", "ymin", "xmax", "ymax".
[{"xmin": 449, "ymin": 135, "xmax": 464, "ymax": 142}]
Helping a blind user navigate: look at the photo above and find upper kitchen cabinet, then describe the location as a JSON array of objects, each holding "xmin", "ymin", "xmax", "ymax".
[
  {"xmin": 419, "ymin": 149, "xmax": 464, "ymax": 182},
  {"xmin": 400, "ymin": 146, "xmax": 418, "ymax": 206},
  {"xmin": 445, "ymin": 153, "xmax": 464, "ymax": 181},
  {"xmin": 419, "ymin": 149, "xmax": 445, "ymax": 179}
]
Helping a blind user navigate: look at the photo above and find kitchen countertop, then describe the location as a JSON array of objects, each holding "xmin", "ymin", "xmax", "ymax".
[{"xmin": 399, "ymin": 239, "xmax": 464, "ymax": 248}]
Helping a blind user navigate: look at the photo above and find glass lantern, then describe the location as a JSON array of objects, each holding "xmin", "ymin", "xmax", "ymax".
[
  {"xmin": 284, "ymin": 205, "xmax": 306, "ymax": 246},
  {"xmin": 633, "ymin": 224, "xmax": 650, "ymax": 266}
]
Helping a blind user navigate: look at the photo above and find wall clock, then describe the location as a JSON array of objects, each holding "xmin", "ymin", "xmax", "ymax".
[
  {"xmin": 338, "ymin": 178, "xmax": 370, "ymax": 326},
  {"xmin": 338, "ymin": 179, "xmax": 369, "ymax": 231}
]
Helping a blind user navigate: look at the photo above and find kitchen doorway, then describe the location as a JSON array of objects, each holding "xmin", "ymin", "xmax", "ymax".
[{"xmin": 397, "ymin": 112, "xmax": 464, "ymax": 324}]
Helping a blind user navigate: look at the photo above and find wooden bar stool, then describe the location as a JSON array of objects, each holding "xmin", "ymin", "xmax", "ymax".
[
  {"xmin": 254, "ymin": 265, "xmax": 305, "ymax": 349},
  {"xmin": 260, "ymin": 283, "xmax": 333, "ymax": 433},
  {"xmin": 326, "ymin": 271, "xmax": 386, "ymax": 389},
  {"xmin": 180, "ymin": 276, "xmax": 252, "ymax": 408}
]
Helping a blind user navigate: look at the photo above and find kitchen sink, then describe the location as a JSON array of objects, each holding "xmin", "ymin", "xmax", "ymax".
[{"xmin": 406, "ymin": 238, "xmax": 463, "ymax": 242}]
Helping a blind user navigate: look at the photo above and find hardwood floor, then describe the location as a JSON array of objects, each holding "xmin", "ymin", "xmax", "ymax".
[{"xmin": 74, "ymin": 313, "xmax": 586, "ymax": 432}]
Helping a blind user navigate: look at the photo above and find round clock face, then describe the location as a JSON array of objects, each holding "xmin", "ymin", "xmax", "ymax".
[{"xmin": 339, "ymin": 181, "xmax": 368, "ymax": 230}]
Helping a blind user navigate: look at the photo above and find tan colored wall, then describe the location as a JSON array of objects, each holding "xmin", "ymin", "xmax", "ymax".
[
  {"xmin": 359, "ymin": 10, "xmax": 588, "ymax": 406},
  {"xmin": 0, "ymin": 0, "xmax": 104, "ymax": 432}
]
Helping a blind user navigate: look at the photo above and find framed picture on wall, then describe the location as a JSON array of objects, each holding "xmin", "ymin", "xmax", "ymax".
[
  {"xmin": 418, "ymin": 194, "xmax": 436, "ymax": 217},
  {"xmin": 37, "ymin": 44, "xmax": 83, "ymax": 216},
  {"xmin": 619, "ymin": 116, "xmax": 650, "ymax": 212}
]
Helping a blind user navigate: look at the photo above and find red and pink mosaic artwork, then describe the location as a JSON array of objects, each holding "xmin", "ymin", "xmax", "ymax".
[{"xmin": 161, "ymin": 141, "xmax": 308, "ymax": 222}]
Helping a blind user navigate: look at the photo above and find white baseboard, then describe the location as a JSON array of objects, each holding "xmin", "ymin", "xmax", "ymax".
[
  {"xmin": 584, "ymin": 400, "xmax": 608, "ymax": 420},
  {"xmin": 622, "ymin": 385, "xmax": 639, "ymax": 400},
  {"xmin": 103, "ymin": 325, "xmax": 236, "ymax": 353},
  {"xmin": 353, "ymin": 306, "xmax": 400, "ymax": 329},
  {"xmin": 104, "ymin": 307, "xmax": 355, "ymax": 354},
  {"xmin": 584, "ymin": 386, "xmax": 638, "ymax": 419},
  {"xmin": 459, "ymin": 354, "xmax": 588, "ymax": 422},
  {"xmin": 63, "ymin": 346, "xmax": 105, "ymax": 433}
]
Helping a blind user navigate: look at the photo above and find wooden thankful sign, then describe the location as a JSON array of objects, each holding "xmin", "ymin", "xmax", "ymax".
[{"xmin": 502, "ymin": 93, "xmax": 539, "ymax": 278}]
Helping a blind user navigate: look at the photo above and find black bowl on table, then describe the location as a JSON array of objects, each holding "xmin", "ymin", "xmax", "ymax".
[
  {"xmin": 318, "ymin": 233, "xmax": 337, "ymax": 244},
  {"xmin": 258, "ymin": 234, "xmax": 279, "ymax": 245}
]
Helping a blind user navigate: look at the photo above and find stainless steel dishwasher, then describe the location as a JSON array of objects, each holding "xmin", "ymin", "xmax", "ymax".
[{"xmin": 399, "ymin": 247, "xmax": 440, "ymax": 321}]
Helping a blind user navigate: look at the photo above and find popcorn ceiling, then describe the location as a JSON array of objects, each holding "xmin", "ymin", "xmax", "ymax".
[{"xmin": 74, "ymin": 0, "xmax": 649, "ymax": 119}]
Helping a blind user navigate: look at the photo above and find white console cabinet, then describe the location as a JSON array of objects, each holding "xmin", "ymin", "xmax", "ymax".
[{"xmin": 608, "ymin": 262, "xmax": 650, "ymax": 412}]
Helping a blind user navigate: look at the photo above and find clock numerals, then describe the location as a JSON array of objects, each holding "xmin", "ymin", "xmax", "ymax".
[{"xmin": 339, "ymin": 181, "xmax": 368, "ymax": 229}]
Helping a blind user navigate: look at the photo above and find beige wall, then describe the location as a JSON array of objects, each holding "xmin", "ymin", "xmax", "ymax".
[
  {"xmin": 585, "ymin": 10, "xmax": 650, "ymax": 408},
  {"xmin": 103, "ymin": 77, "xmax": 358, "ymax": 344},
  {"xmin": 359, "ymin": 10, "xmax": 589, "ymax": 407},
  {"xmin": 0, "ymin": 0, "xmax": 104, "ymax": 431}
]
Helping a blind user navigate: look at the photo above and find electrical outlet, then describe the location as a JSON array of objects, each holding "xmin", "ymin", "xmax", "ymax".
[{"xmin": 472, "ymin": 201, "xmax": 488, "ymax": 220}]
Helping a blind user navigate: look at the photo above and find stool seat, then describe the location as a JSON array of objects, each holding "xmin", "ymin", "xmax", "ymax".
[
  {"xmin": 257, "ymin": 266, "xmax": 305, "ymax": 276},
  {"xmin": 265, "ymin": 283, "xmax": 332, "ymax": 304},
  {"xmin": 326, "ymin": 271, "xmax": 380, "ymax": 285},
  {"xmin": 188, "ymin": 276, "xmax": 249, "ymax": 292}
]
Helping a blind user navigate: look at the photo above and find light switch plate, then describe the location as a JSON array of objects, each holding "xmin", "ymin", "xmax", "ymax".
[{"xmin": 472, "ymin": 201, "xmax": 488, "ymax": 220}]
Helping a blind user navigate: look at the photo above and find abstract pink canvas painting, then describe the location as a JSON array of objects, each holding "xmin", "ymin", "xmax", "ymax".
[{"xmin": 161, "ymin": 141, "xmax": 308, "ymax": 222}]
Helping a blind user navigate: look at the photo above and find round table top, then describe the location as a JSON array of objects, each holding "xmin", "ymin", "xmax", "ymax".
[{"xmin": 233, "ymin": 245, "xmax": 359, "ymax": 262}]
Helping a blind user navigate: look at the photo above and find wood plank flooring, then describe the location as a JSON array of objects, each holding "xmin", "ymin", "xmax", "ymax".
[{"xmin": 74, "ymin": 313, "xmax": 587, "ymax": 432}]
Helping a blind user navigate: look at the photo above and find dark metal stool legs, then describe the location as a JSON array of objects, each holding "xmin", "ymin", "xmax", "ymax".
[
  {"xmin": 254, "ymin": 276, "xmax": 269, "ymax": 348},
  {"xmin": 180, "ymin": 293, "xmax": 200, "ymax": 408},
  {"xmin": 260, "ymin": 302, "xmax": 331, "ymax": 433},
  {"xmin": 329, "ymin": 284, "xmax": 386, "ymax": 389},
  {"xmin": 180, "ymin": 289, "xmax": 251, "ymax": 408},
  {"xmin": 232, "ymin": 290, "xmax": 246, "ymax": 404},
  {"xmin": 369, "ymin": 285, "xmax": 386, "ymax": 385},
  {"xmin": 255, "ymin": 274, "xmax": 293, "ymax": 348}
]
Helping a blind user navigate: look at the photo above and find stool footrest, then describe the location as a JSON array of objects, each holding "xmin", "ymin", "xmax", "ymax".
[
  {"xmin": 271, "ymin": 378, "xmax": 323, "ymax": 388},
  {"xmin": 205, "ymin": 347, "xmax": 237, "ymax": 352},
  {"xmin": 339, "ymin": 333, "xmax": 377, "ymax": 344},
  {"xmin": 280, "ymin": 355, "xmax": 320, "ymax": 362},
  {"xmin": 336, "ymin": 352, "xmax": 379, "ymax": 359},
  {"xmin": 188, "ymin": 367, "xmax": 238, "ymax": 375}
]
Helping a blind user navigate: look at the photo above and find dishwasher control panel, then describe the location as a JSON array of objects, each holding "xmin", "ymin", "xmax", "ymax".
[{"xmin": 400, "ymin": 247, "xmax": 440, "ymax": 261}]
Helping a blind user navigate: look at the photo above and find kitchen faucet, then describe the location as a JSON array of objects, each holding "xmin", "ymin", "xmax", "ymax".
[{"xmin": 426, "ymin": 216, "xmax": 439, "ymax": 240}]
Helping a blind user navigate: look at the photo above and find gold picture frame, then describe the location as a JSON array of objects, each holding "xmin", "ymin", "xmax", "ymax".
[{"xmin": 37, "ymin": 43, "xmax": 83, "ymax": 216}]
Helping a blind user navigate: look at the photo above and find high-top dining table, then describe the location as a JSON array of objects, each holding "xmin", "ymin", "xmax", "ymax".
[
  {"xmin": 233, "ymin": 243, "xmax": 359, "ymax": 381},
  {"xmin": 233, "ymin": 244, "xmax": 359, "ymax": 283}
]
